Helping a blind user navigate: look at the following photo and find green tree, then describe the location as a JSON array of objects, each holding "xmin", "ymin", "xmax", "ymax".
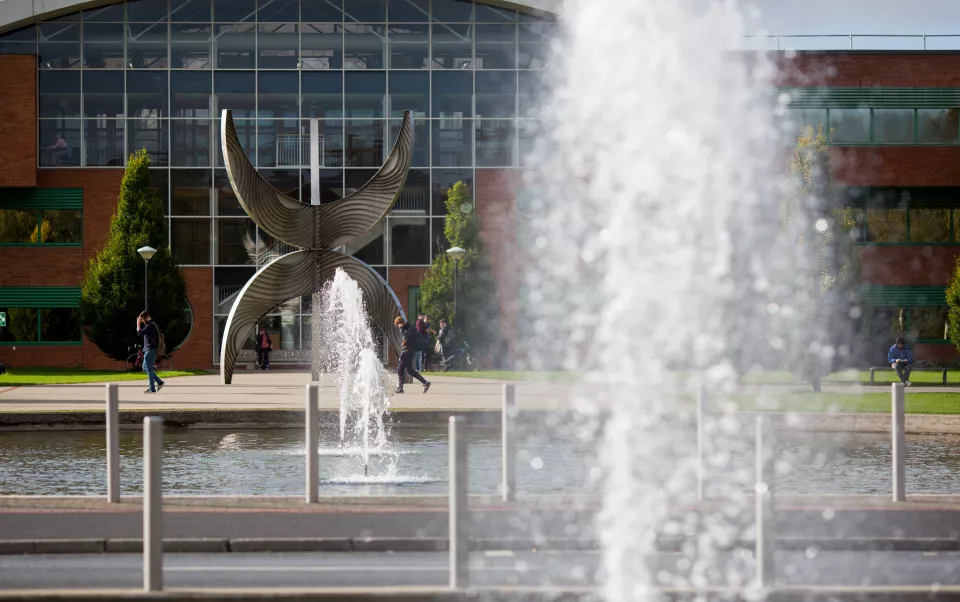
[
  {"xmin": 80, "ymin": 149, "xmax": 190, "ymax": 362},
  {"xmin": 417, "ymin": 181, "xmax": 500, "ymax": 356},
  {"xmin": 945, "ymin": 259, "xmax": 960, "ymax": 354}
]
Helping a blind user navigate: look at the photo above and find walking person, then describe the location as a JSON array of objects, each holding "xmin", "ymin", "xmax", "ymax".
[
  {"xmin": 136, "ymin": 311, "xmax": 165, "ymax": 394},
  {"xmin": 421, "ymin": 314, "xmax": 433, "ymax": 371},
  {"xmin": 888, "ymin": 336, "xmax": 914, "ymax": 386},
  {"xmin": 256, "ymin": 326, "xmax": 272, "ymax": 370},
  {"xmin": 394, "ymin": 316, "xmax": 430, "ymax": 394}
]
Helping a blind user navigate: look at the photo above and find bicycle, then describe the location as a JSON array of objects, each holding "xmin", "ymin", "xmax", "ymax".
[
  {"xmin": 437, "ymin": 342, "xmax": 480, "ymax": 372},
  {"xmin": 126, "ymin": 344, "xmax": 171, "ymax": 372}
]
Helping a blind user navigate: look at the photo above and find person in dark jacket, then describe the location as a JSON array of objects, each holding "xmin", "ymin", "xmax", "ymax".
[
  {"xmin": 136, "ymin": 311, "xmax": 164, "ymax": 394},
  {"xmin": 436, "ymin": 318, "xmax": 451, "ymax": 363},
  {"xmin": 888, "ymin": 336, "xmax": 914, "ymax": 386},
  {"xmin": 256, "ymin": 326, "xmax": 272, "ymax": 370},
  {"xmin": 414, "ymin": 313, "xmax": 426, "ymax": 371},
  {"xmin": 422, "ymin": 314, "xmax": 433, "ymax": 371},
  {"xmin": 394, "ymin": 316, "xmax": 430, "ymax": 394}
]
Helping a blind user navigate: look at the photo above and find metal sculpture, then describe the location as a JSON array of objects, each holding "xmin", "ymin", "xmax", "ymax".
[{"xmin": 219, "ymin": 109, "xmax": 414, "ymax": 384}]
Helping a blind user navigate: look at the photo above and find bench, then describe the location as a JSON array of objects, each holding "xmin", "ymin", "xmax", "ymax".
[{"xmin": 869, "ymin": 366, "xmax": 948, "ymax": 385}]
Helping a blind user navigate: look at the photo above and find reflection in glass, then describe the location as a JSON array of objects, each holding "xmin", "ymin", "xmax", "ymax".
[
  {"xmin": 127, "ymin": 70, "xmax": 169, "ymax": 117},
  {"xmin": 132, "ymin": 0, "xmax": 176, "ymax": 22},
  {"xmin": 829, "ymin": 108, "xmax": 870, "ymax": 144},
  {"xmin": 302, "ymin": 0, "xmax": 344, "ymax": 21},
  {"xmin": 40, "ymin": 210, "xmax": 82, "ymax": 243},
  {"xmin": 874, "ymin": 109, "xmax": 915, "ymax": 144},
  {"xmin": 41, "ymin": 308, "xmax": 81, "ymax": 342},
  {"xmin": 258, "ymin": 23, "xmax": 299, "ymax": 69},
  {"xmin": 84, "ymin": 71, "xmax": 125, "ymax": 118},
  {"xmin": 476, "ymin": 119, "xmax": 515, "ymax": 167},
  {"xmin": 431, "ymin": 216, "xmax": 450, "ymax": 258},
  {"xmin": 518, "ymin": 22, "xmax": 554, "ymax": 69},
  {"xmin": 518, "ymin": 70, "xmax": 546, "ymax": 118},
  {"xmin": 434, "ymin": 119, "xmax": 472, "ymax": 166},
  {"xmin": 394, "ymin": 169, "xmax": 429, "ymax": 213},
  {"xmin": 352, "ymin": 224, "xmax": 385, "ymax": 265},
  {"xmin": 344, "ymin": 121, "xmax": 384, "ymax": 167},
  {"xmin": 389, "ymin": 71, "xmax": 429, "ymax": 118},
  {"xmin": 518, "ymin": 119, "xmax": 541, "ymax": 166},
  {"xmin": 217, "ymin": 218, "xmax": 257, "ymax": 265},
  {"xmin": 0, "ymin": 309, "xmax": 38, "ymax": 342},
  {"xmin": 912, "ymin": 307, "xmax": 948, "ymax": 340},
  {"xmin": 258, "ymin": 120, "xmax": 302, "ymax": 167},
  {"xmin": 302, "ymin": 71, "xmax": 343, "ymax": 117},
  {"xmin": 214, "ymin": 71, "xmax": 256, "ymax": 117},
  {"xmin": 216, "ymin": 169, "xmax": 247, "ymax": 215},
  {"xmin": 128, "ymin": 118, "xmax": 169, "ymax": 166},
  {"xmin": 171, "ymin": 24, "xmax": 212, "ymax": 68},
  {"xmin": 388, "ymin": 24, "xmax": 429, "ymax": 69},
  {"xmin": 345, "ymin": 71, "xmax": 386, "ymax": 117},
  {"xmin": 171, "ymin": 219, "xmax": 212, "ymax": 265},
  {"xmin": 389, "ymin": 217, "xmax": 430, "ymax": 265},
  {"xmin": 865, "ymin": 208, "xmax": 906, "ymax": 242},
  {"xmin": 261, "ymin": 170, "xmax": 301, "ymax": 201},
  {"xmin": 215, "ymin": 23, "xmax": 256, "ymax": 69},
  {"xmin": 39, "ymin": 120, "xmax": 82, "ymax": 167},
  {"xmin": 172, "ymin": 119, "xmax": 212, "ymax": 166},
  {"xmin": 433, "ymin": 0, "xmax": 473, "ymax": 22},
  {"xmin": 301, "ymin": 24, "xmax": 343, "ymax": 69},
  {"xmin": 389, "ymin": 0, "xmax": 429, "ymax": 23},
  {"xmin": 783, "ymin": 109, "xmax": 827, "ymax": 142},
  {"xmin": 171, "ymin": 170, "xmax": 212, "ymax": 215},
  {"xmin": 257, "ymin": 71, "xmax": 299, "ymax": 118},
  {"xmin": 431, "ymin": 23, "xmax": 471, "ymax": 69},
  {"xmin": 476, "ymin": 3, "xmax": 516, "ymax": 22},
  {"xmin": 475, "ymin": 24, "xmax": 516, "ymax": 69},
  {"xmin": 84, "ymin": 120, "xmax": 125, "ymax": 166},
  {"xmin": 83, "ymin": 3, "xmax": 126, "ymax": 21},
  {"xmin": 344, "ymin": 24, "xmax": 386, "ymax": 69},
  {"xmin": 214, "ymin": 118, "xmax": 255, "ymax": 167},
  {"xmin": 475, "ymin": 71, "xmax": 516, "ymax": 118},
  {"xmin": 39, "ymin": 23, "xmax": 81, "ymax": 69},
  {"xmin": 910, "ymin": 208, "xmax": 951, "ymax": 242},
  {"xmin": 0, "ymin": 209, "xmax": 38, "ymax": 243},
  {"xmin": 918, "ymin": 109, "xmax": 960, "ymax": 144},
  {"xmin": 0, "ymin": 25, "xmax": 36, "ymax": 55},
  {"xmin": 390, "ymin": 119, "xmax": 429, "ymax": 167},
  {"xmin": 258, "ymin": 0, "xmax": 299, "ymax": 22},
  {"xmin": 172, "ymin": 71, "xmax": 212, "ymax": 117},
  {"xmin": 214, "ymin": 0, "xmax": 257, "ymax": 22},
  {"xmin": 432, "ymin": 71, "xmax": 472, "ymax": 117},
  {"xmin": 127, "ymin": 22, "xmax": 169, "ymax": 68},
  {"xmin": 343, "ymin": 0, "xmax": 386, "ymax": 22},
  {"xmin": 39, "ymin": 71, "xmax": 80, "ymax": 118},
  {"xmin": 83, "ymin": 23, "xmax": 124, "ymax": 68}
]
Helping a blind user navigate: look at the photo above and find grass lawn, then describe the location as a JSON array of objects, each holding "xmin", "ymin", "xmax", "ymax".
[
  {"xmin": 743, "ymin": 369, "xmax": 960, "ymax": 386},
  {"xmin": 731, "ymin": 392, "xmax": 960, "ymax": 415},
  {"xmin": 0, "ymin": 367, "xmax": 209, "ymax": 386}
]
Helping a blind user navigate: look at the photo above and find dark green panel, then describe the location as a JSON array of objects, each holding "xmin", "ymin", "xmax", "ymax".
[
  {"xmin": 860, "ymin": 285, "xmax": 946, "ymax": 307},
  {"xmin": 843, "ymin": 187, "xmax": 960, "ymax": 209},
  {"xmin": 0, "ymin": 287, "xmax": 82, "ymax": 308},
  {"xmin": 779, "ymin": 88, "xmax": 960, "ymax": 109},
  {"xmin": 0, "ymin": 188, "xmax": 83, "ymax": 210}
]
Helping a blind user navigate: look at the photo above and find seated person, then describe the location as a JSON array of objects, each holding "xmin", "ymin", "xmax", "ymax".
[{"xmin": 887, "ymin": 336, "xmax": 914, "ymax": 386}]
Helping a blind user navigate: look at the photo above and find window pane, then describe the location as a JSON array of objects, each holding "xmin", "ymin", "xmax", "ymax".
[
  {"xmin": 0, "ymin": 309, "xmax": 38, "ymax": 342},
  {"xmin": 301, "ymin": 168, "xmax": 344, "ymax": 205},
  {"xmin": 39, "ymin": 23, "xmax": 81, "ymax": 69},
  {"xmin": 261, "ymin": 169, "xmax": 301, "ymax": 201},
  {"xmin": 910, "ymin": 208, "xmax": 951, "ymax": 242},
  {"xmin": 84, "ymin": 119, "xmax": 125, "ymax": 166},
  {"xmin": 215, "ymin": 23, "xmax": 256, "ymax": 68},
  {"xmin": 172, "ymin": 119, "xmax": 212, "ymax": 166},
  {"xmin": 258, "ymin": 119, "xmax": 301, "ymax": 167},
  {"xmin": 302, "ymin": 71, "xmax": 343, "ymax": 117},
  {"xmin": 83, "ymin": 23, "xmax": 124, "ymax": 68},
  {"xmin": 865, "ymin": 208, "xmax": 906, "ymax": 242},
  {"xmin": 476, "ymin": 24, "xmax": 516, "ymax": 69},
  {"xmin": 475, "ymin": 70, "xmax": 516, "ymax": 118},
  {"xmin": 84, "ymin": 71, "xmax": 125, "ymax": 118},
  {"xmin": 431, "ymin": 216, "xmax": 450, "ymax": 257},
  {"xmin": 257, "ymin": 71, "xmax": 299, "ymax": 117},
  {"xmin": 389, "ymin": 0, "xmax": 429, "ymax": 22},
  {"xmin": 127, "ymin": 22, "xmax": 169, "ymax": 68},
  {"xmin": 913, "ymin": 307, "xmax": 948, "ymax": 340},
  {"xmin": 40, "ymin": 209, "xmax": 82, "ymax": 244},
  {"xmin": 389, "ymin": 71, "xmax": 428, "ymax": 118},
  {"xmin": 388, "ymin": 24, "xmax": 428, "ymax": 69},
  {"xmin": 39, "ymin": 308, "xmax": 81, "ymax": 342},
  {"xmin": 301, "ymin": 119, "xmax": 344, "ymax": 167},
  {"xmin": 258, "ymin": 23, "xmax": 299, "ymax": 69},
  {"xmin": 128, "ymin": 118, "xmax": 169, "ymax": 166},
  {"xmin": 214, "ymin": 0, "xmax": 256, "ymax": 22},
  {"xmin": 39, "ymin": 71, "xmax": 80, "ymax": 118},
  {"xmin": 0, "ymin": 209, "xmax": 38, "ymax": 243},
  {"xmin": 874, "ymin": 109, "xmax": 914, "ymax": 144},
  {"xmin": 476, "ymin": 4, "xmax": 516, "ymax": 22},
  {"xmin": 518, "ymin": 71, "xmax": 546, "ymax": 118},
  {"xmin": 172, "ymin": 218, "xmax": 212, "ymax": 264},
  {"xmin": 432, "ymin": 71, "xmax": 472, "ymax": 117},
  {"xmin": 258, "ymin": 0, "xmax": 299, "ymax": 22},
  {"xmin": 518, "ymin": 119, "xmax": 541, "ymax": 166},
  {"xmin": 345, "ymin": 71, "xmax": 385, "ymax": 117},
  {"xmin": 214, "ymin": 118, "xmax": 255, "ymax": 167},
  {"xmin": 390, "ymin": 118, "xmax": 429, "ymax": 167},
  {"xmin": 389, "ymin": 217, "xmax": 429, "ymax": 264},
  {"xmin": 301, "ymin": 23, "xmax": 343, "ymax": 69},
  {"xmin": 149, "ymin": 168, "xmax": 169, "ymax": 212},
  {"xmin": 394, "ymin": 168, "xmax": 429, "ymax": 212},
  {"xmin": 344, "ymin": 120, "xmax": 385, "ymax": 166},
  {"xmin": 431, "ymin": 23, "xmax": 471, "ymax": 69},
  {"xmin": 518, "ymin": 22, "xmax": 554, "ymax": 69},
  {"xmin": 39, "ymin": 120, "xmax": 82, "ymax": 166},
  {"xmin": 302, "ymin": 0, "xmax": 343, "ymax": 21},
  {"xmin": 476, "ymin": 119, "xmax": 515, "ymax": 166},
  {"xmin": 829, "ymin": 108, "xmax": 870, "ymax": 144},
  {"xmin": 127, "ymin": 71, "xmax": 168, "ymax": 118},
  {"xmin": 215, "ymin": 71, "xmax": 256, "ymax": 117},
  {"xmin": 215, "ymin": 169, "xmax": 247, "ymax": 214},
  {"xmin": 217, "ymin": 218, "xmax": 256, "ymax": 264},
  {"xmin": 171, "ymin": 23, "xmax": 212, "ymax": 68},
  {"xmin": 130, "ymin": 0, "xmax": 174, "ymax": 22},
  {"xmin": 783, "ymin": 108, "xmax": 826, "ymax": 143},
  {"xmin": 344, "ymin": 24, "xmax": 385, "ymax": 69},
  {"xmin": 344, "ymin": 0, "xmax": 385, "ymax": 22},
  {"xmin": 171, "ymin": 169, "xmax": 212, "ymax": 215},
  {"xmin": 351, "ymin": 220, "xmax": 384, "ymax": 264},
  {"xmin": 432, "ymin": 0, "xmax": 473, "ymax": 22},
  {"xmin": 432, "ymin": 168, "xmax": 472, "ymax": 215},
  {"xmin": 918, "ymin": 109, "xmax": 959, "ymax": 144},
  {"xmin": 172, "ymin": 71, "xmax": 212, "ymax": 117}
]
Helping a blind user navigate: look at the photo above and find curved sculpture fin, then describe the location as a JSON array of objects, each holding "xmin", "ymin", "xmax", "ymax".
[
  {"xmin": 221, "ymin": 110, "xmax": 415, "ymax": 251},
  {"xmin": 219, "ymin": 250, "xmax": 405, "ymax": 385}
]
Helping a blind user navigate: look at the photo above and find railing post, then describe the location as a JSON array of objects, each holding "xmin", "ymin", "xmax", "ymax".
[
  {"xmin": 697, "ymin": 384, "xmax": 707, "ymax": 502},
  {"xmin": 892, "ymin": 383, "xmax": 906, "ymax": 502},
  {"xmin": 306, "ymin": 384, "xmax": 319, "ymax": 503},
  {"xmin": 755, "ymin": 416, "xmax": 776, "ymax": 589},
  {"xmin": 106, "ymin": 383, "xmax": 119, "ymax": 503},
  {"xmin": 849, "ymin": 33, "xmax": 854, "ymax": 50},
  {"xmin": 449, "ymin": 416, "xmax": 468, "ymax": 589},
  {"xmin": 502, "ymin": 383, "xmax": 516, "ymax": 502},
  {"xmin": 143, "ymin": 417, "xmax": 163, "ymax": 592}
]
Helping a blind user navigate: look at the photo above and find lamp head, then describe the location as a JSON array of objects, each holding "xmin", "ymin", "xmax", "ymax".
[
  {"xmin": 137, "ymin": 246, "xmax": 157, "ymax": 261},
  {"xmin": 446, "ymin": 246, "xmax": 467, "ymax": 262}
]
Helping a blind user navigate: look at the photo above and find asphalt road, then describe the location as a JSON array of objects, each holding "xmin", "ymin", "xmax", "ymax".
[{"xmin": 3, "ymin": 550, "xmax": 960, "ymax": 590}]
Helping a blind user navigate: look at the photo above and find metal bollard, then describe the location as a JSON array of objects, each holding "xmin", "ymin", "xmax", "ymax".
[
  {"xmin": 305, "ymin": 384, "xmax": 319, "ymax": 503},
  {"xmin": 143, "ymin": 417, "xmax": 163, "ymax": 592},
  {"xmin": 697, "ymin": 384, "xmax": 707, "ymax": 501},
  {"xmin": 502, "ymin": 383, "xmax": 516, "ymax": 502},
  {"xmin": 106, "ymin": 383, "xmax": 120, "ymax": 503},
  {"xmin": 755, "ymin": 416, "xmax": 776, "ymax": 589},
  {"xmin": 448, "ymin": 416, "xmax": 469, "ymax": 589},
  {"xmin": 892, "ymin": 383, "xmax": 906, "ymax": 502}
]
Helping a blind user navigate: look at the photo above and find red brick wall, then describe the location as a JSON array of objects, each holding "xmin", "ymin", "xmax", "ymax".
[
  {"xmin": 0, "ymin": 55, "xmax": 37, "ymax": 188},
  {"xmin": 386, "ymin": 266, "xmax": 429, "ymax": 363},
  {"xmin": 861, "ymin": 247, "xmax": 960, "ymax": 286},
  {"xmin": 777, "ymin": 53, "xmax": 960, "ymax": 88},
  {"xmin": 833, "ymin": 147, "xmax": 960, "ymax": 187},
  {"xmin": 176, "ymin": 268, "xmax": 214, "ymax": 369}
]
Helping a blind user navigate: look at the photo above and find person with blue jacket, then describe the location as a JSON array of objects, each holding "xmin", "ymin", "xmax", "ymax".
[{"xmin": 888, "ymin": 336, "xmax": 914, "ymax": 386}]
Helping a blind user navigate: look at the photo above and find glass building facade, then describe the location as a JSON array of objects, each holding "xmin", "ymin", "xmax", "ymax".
[{"xmin": 0, "ymin": 0, "xmax": 554, "ymax": 361}]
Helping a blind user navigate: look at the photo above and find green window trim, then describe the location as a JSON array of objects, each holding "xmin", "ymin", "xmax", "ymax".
[
  {"xmin": 0, "ymin": 287, "xmax": 82, "ymax": 308},
  {"xmin": 0, "ymin": 188, "xmax": 84, "ymax": 247},
  {"xmin": 860, "ymin": 285, "xmax": 946, "ymax": 307}
]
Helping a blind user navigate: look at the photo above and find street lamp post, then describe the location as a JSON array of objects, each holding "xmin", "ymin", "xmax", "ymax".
[
  {"xmin": 446, "ymin": 247, "xmax": 467, "ymax": 327},
  {"xmin": 137, "ymin": 246, "xmax": 157, "ymax": 312}
]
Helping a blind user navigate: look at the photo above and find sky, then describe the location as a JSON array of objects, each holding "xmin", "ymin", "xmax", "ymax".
[{"xmin": 749, "ymin": 0, "xmax": 960, "ymax": 35}]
